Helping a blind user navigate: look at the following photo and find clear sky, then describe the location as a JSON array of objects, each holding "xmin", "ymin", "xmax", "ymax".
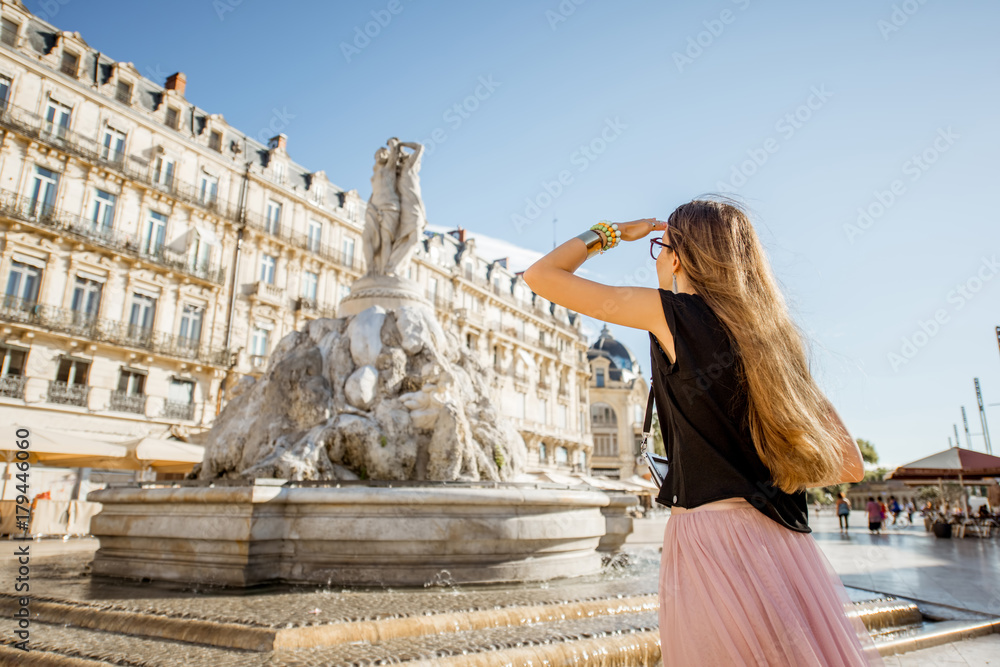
[{"xmin": 41, "ymin": 0, "xmax": 1000, "ymax": 468}]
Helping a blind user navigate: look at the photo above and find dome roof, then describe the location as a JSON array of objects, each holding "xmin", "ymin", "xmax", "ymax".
[{"xmin": 587, "ymin": 325, "xmax": 637, "ymax": 374}]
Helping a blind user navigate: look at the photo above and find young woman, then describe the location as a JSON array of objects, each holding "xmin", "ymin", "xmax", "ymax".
[
  {"xmin": 837, "ymin": 491, "xmax": 852, "ymax": 532},
  {"xmin": 523, "ymin": 198, "xmax": 881, "ymax": 666}
]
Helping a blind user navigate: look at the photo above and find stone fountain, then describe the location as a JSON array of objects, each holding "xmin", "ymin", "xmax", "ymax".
[{"xmin": 88, "ymin": 138, "xmax": 624, "ymax": 588}]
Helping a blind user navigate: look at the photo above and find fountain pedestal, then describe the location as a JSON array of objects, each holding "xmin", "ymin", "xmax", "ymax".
[
  {"xmin": 336, "ymin": 274, "xmax": 432, "ymax": 318},
  {"xmin": 88, "ymin": 482, "xmax": 612, "ymax": 587}
]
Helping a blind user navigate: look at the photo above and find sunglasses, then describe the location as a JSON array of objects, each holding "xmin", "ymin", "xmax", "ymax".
[{"xmin": 650, "ymin": 237, "xmax": 673, "ymax": 260}]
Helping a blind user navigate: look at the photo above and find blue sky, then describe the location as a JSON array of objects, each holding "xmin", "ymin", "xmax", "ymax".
[{"xmin": 42, "ymin": 0, "xmax": 1000, "ymax": 467}]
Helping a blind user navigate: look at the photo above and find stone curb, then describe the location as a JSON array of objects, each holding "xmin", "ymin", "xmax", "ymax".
[{"xmin": 0, "ymin": 593, "xmax": 659, "ymax": 652}]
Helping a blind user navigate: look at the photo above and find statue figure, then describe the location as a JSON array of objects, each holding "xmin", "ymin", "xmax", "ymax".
[
  {"xmin": 361, "ymin": 138, "xmax": 401, "ymax": 275},
  {"xmin": 361, "ymin": 138, "xmax": 426, "ymax": 278}
]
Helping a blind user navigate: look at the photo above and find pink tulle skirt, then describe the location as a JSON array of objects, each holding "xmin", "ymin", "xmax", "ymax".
[{"xmin": 659, "ymin": 498, "xmax": 883, "ymax": 666}]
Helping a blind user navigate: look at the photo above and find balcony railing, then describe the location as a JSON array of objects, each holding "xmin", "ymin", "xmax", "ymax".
[
  {"xmin": 110, "ymin": 391, "xmax": 146, "ymax": 414},
  {"xmin": 47, "ymin": 380, "xmax": 89, "ymax": 407},
  {"xmin": 251, "ymin": 280, "xmax": 286, "ymax": 307},
  {"xmin": 164, "ymin": 400, "xmax": 195, "ymax": 421},
  {"xmin": 0, "ymin": 375, "xmax": 26, "ymax": 399},
  {"xmin": 249, "ymin": 355, "xmax": 268, "ymax": 370},
  {"xmin": 0, "ymin": 295, "xmax": 233, "ymax": 366},
  {"xmin": 0, "ymin": 102, "xmax": 242, "ymax": 220},
  {"xmin": 241, "ymin": 207, "xmax": 363, "ymax": 272},
  {"xmin": 0, "ymin": 188, "xmax": 226, "ymax": 284}
]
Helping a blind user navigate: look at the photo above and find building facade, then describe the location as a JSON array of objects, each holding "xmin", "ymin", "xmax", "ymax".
[
  {"xmin": 0, "ymin": 1, "xmax": 593, "ymax": 472},
  {"xmin": 586, "ymin": 325, "xmax": 649, "ymax": 479}
]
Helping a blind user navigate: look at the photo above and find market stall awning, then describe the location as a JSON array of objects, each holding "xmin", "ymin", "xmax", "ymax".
[
  {"xmin": 77, "ymin": 437, "xmax": 204, "ymax": 474},
  {"xmin": 1, "ymin": 425, "xmax": 128, "ymax": 467},
  {"xmin": 886, "ymin": 446, "xmax": 1000, "ymax": 482}
]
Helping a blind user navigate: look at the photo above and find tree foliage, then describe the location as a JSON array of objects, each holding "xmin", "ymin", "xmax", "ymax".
[{"xmin": 856, "ymin": 438, "xmax": 879, "ymax": 464}]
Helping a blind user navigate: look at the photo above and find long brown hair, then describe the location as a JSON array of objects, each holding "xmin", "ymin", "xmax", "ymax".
[{"xmin": 666, "ymin": 197, "xmax": 840, "ymax": 492}]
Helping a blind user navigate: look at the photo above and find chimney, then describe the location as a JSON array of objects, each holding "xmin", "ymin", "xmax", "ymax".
[
  {"xmin": 449, "ymin": 226, "xmax": 466, "ymax": 243},
  {"xmin": 165, "ymin": 72, "xmax": 186, "ymax": 96},
  {"xmin": 268, "ymin": 133, "xmax": 287, "ymax": 151}
]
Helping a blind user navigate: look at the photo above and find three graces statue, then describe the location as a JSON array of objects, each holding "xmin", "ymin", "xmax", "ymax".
[{"xmin": 361, "ymin": 138, "xmax": 427, "ymax": 278}]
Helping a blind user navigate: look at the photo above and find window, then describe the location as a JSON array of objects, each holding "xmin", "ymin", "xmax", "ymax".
[
  {"xmin": 0, "ymin": 75, "xmax": 11, "ymax": 109},
  {"xmin": 117, "ymin": 369, "xmax": 146, "ymax": 396},
  {"xmin": 428, "ymin": 277, "xmax": 438, "ymax": 300},
  {"xmin": 142, "ymin": 211, "xmax": 167, "ymax": 256},
  {"xmin": 115, "ymin": 80, "xmax": 132, "ymax": 105},
  {"xmin": 342, "ymin": 237, "xmax": 355, "ymax": 266},
  {"xmin": 152, "ymin": 156, "xmax": 175, "ymax": 187},
  {"xmin": 198, "ymin": 173, "xmax": 218, "ymax": 205},
  {"xmin": 70, "ymin": 276, "xmax": 102, "ymax": 322},
  {"xmin": 273, "ymin": 161, "xmax": 285, "ymax": 185},
  {"xmin": 165, "ymin": 106, "xmax": 180, "ymax": 130},
  {"xmin": 265, "ymin": 200, "xmax": 282, "ymax": 234},
  {"xmin": 596, "ymin": 368, "xmax": 604, "ymax": 387},
  {"xmin": 128, "ymin": 293, "xmax": 156, "ymax": 341},
  {"xmin": 559, "ymin": 404, "xmax": 567, "ymax": 429},
  {"xmin": 4, "ymin": 261, "xmax": 41, "ymax": 305},
  {"xmin": 55, "ymin": 358, "xmax": 89, "ymax": 386},
  {"xmin": 100, "ymin": 127, "xmax": 126, "ymax": 163},
  {"xmin": 90, "ymin": 190, "xmax": 116, "ymax": 232},
  {"xmin": 166, "ymin": 378, "xmax": 196, "ymax": 420},
  {"xmin": 178, "ymin": 304, "xmax": 203, "ymax": 347},
  {"xmin": 539, "ymin": 442, "xmax": 547, "ymax": 463},
  {"xmin": 594, "ymin": 433, "xmax": 619, "ymax": 458},
  {"xmin": 60, "ymin": 51, "xmax": 79, "ymax": 77},
  {"xmin": 1, "ymin": 18, "xmax": 18, "ymax": 46},
  {"xmin": 591, "ymin": 403, "xmax": 617, "ymax": 427},
  {"xmin": 301, "ymin": 271, "xmax": 318, "ymax": 301},
  {"xmin": 0, "ymin": 345, "xmax": 27, "ymax": 397},
  {"xmin": 555, "ymin": 446, "xmax": 569, "ymax": 465},
  {"xmin": 169, "ymin": 378, "xmax": 194, "ymax": 404},
  {"xmin": 189, "ymin": 231, "xmax": 212, "ymax": 272},
  {"xmin": 338, "ymin": 283, "xmax": 350, "ymax": 302},
  {"xmin": 208, "ymin": 130, "xmax": 222, "ymax": 152},
  {"xmin": 307, "ymin": 219, "xmax": 323, "ymax": 252},
  {"xmin": 259, "ymin": 253, "xmax": 276, "ymax": 284},
  {"xmin": 539, "ymin": 397, "xmax": 547, "ymax": 424},
  {"xmin": 44, "ymin": 99, "xmax": 72, "ymax": 137},
  {"xmin": 29, "ymin": 165, "xmax": 59, "ymax": 217},
  {"xmin": 250, "ymin": 326, "xmax": 270, "ymax": 367},
  {"xmin": 112, "ymin": 368, "xmax": 146, "ymax": 413}
]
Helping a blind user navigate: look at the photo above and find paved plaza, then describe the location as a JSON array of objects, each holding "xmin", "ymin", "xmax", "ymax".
[{"xmin": 0, "ymin": 506, "xmax": 996, "ymax": 665}]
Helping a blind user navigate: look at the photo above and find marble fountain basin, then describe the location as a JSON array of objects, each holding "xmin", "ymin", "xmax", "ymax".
[{"xmin": 87, "ymin": 480, "xmax": 632, "ymax": 588}]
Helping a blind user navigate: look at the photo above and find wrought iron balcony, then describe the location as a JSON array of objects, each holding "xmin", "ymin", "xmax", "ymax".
[
  {"xmin": 0, "ymin": 296, "xmax": 232, "ymax": 366},
  {"xmin": 0, "ymin": 375, "xmax": 26, "ymax": 399},
  {"xmin": 47, "ymin": 380, "xmax": 89, "ymax": 407},
  {"xmin": 241, "ymin": 207, "xmax": 362, "ymax": 271},
  {"xmin": 0, "ymin": 188, "xmax": 226, "ymax": 284},
  {"xmin": 164, "ymin": 400, "xmax": 195, "ymax": 421},
  {"xmin": 0, "ymin": 102, "xmax": 238, "ymax": 221},
  {"xmin": 110, "ymin": 390, "xmax": 146, "ymax": 414}
]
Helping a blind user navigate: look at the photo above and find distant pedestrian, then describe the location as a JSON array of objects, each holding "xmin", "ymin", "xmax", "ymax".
[
  {"xmin": 878, "ymin": 496, "xmax": 888, "ymax": 526},
  {"xmin": 889, "ymin": 496, "xmax": 902, "ymax": 525},
  {"xmin": 836, "ymin": 492, "xmax": 851, "ymax": 532},
  {"xmin": 867, "ymin": 496, "xmax": 883, "ymax": 534},
  {"xmin": 905, "ymin": 500, "xmax": 915, "ymax": 524}
]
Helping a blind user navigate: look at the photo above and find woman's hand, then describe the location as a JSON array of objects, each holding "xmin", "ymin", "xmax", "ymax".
[{"xmin": 613, "ymin": 218, "xmax": 669, "ymax": 242}]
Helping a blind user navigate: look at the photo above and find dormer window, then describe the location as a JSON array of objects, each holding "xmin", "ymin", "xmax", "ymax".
[
  {"xmin": 115, "ymin": 80, "xmax": 132, "ymax": 105},
  {"xmin": 273, "ymin": 161, "xmax": 285, "ymax": 185},
  {"xmin": 165, "ymin": 106, "xmax": 180, "ymax": 130},
  {"xmin": 1, "ymin": 18, "xmax": 18, "ymax": 47},
  {"xmin": 60, "ymin": 51, "xmax": 79, "ymax": 77},
  {"xmin": 208, "ymin": 130, "xmax": 222, "ymax": 152}
]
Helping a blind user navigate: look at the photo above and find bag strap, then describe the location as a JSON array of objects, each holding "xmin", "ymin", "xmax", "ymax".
[{"xmin": 640, "ymin": 384, "xmax": 655, "ymax": 452}]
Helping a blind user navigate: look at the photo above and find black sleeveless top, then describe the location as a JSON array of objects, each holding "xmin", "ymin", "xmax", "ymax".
[{"xmin": 648, "ymin": 289, "xmax": 810, "ymax": 533}]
